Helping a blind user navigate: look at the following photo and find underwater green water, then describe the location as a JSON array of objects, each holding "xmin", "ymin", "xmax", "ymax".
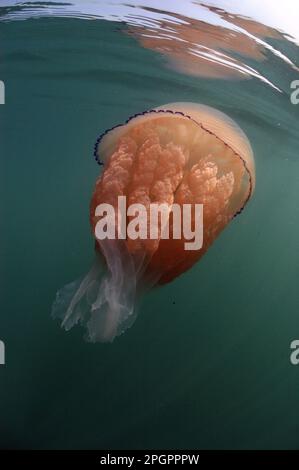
[{"xmin": 1, "ymin": 15, "xmax": 299, "ymax": 449}]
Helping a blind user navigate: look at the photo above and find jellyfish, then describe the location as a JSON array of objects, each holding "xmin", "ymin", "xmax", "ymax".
[{"xmin": 52, "ymin": 102, "xmax": 255, "ymax": 342}]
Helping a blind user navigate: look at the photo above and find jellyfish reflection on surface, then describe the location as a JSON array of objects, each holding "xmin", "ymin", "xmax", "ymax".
[{"xmin": 52, "ymin": 102, "xmax": 255, "ymax": 342}]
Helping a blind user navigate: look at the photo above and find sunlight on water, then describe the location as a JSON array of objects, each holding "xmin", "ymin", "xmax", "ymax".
[{"xmin": 1, "ymin": 1, "xmax": 299, "ymax": 89}]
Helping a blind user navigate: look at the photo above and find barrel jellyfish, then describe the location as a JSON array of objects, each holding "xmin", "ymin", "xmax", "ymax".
[{"xmin": 52, "ymin": 102, "xmax": 255, "ymax": 342}]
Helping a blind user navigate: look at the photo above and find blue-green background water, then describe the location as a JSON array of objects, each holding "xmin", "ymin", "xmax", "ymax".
[{"xmin": 1, "ymin": 1, "xmax": 299, "ymax": 449}]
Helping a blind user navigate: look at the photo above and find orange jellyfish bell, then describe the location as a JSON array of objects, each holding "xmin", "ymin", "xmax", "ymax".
[{"xmin": 52, "ymin": 102, "xmax": 255, "ymax": 342}]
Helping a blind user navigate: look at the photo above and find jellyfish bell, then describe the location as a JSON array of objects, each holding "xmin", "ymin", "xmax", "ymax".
[
  {"xmin": 97, "ymin": 102, "xmax": 255, "ymax": 188},
  {"xmin": 52, "ymin": 102, "xmax": 255, "ymax": 342}
]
